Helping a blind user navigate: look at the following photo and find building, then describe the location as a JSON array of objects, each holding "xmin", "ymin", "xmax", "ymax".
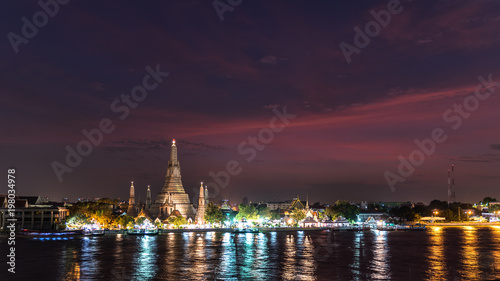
[
  {"xmin": 0, "ymin": 195, "xmax": 69, "ymax": 230},
  {"xmin": 357, "ymin": 211, "xmax": 387, "ymax": 223},
  {"xmin": 196, "ymin": 182, "xmax": 207, "ymax": 224},
  {"xmin": 266, "ymin": 200, "xmax": 292, "ymax": 211},
  {"xmin": 145, "ymin": 185, "xmax": 152, "ymax": 211},
  {"xmin": 127, "ymin": 181, "xmax": 137, "ymax": 216},
  {"xmin": 150, "ymin": 139, "xmax": 196, "ymax": 220}
]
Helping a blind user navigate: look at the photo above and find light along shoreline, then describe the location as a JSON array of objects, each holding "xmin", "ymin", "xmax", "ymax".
[
  {"xmin": 426, "ymin": 222, "xmax": 500, "ymax": 227},
  {"xmin": 4, "ymin": 223, "xmax": 500, "ymax": 238}
]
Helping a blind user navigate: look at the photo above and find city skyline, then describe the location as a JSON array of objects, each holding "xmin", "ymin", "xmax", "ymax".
[{"xmin": 2, "ymin": 1, "xmax": 500, "ymax": 204}]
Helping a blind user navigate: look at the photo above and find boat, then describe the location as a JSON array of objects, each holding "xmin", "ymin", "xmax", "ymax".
[
  {"xmin": 409, "ymin": 223, "xmax": 426, "ymax": 231},
  {"xmin": 83, "ymin": 229, "xmax": 105, "ymax": 236},
  {"xmin": 127, "ymin": 228, "xmax": 159, "ymax": 235},
  {"xmin": 18, "ymin": 229, "xmax": 83, "ymax": 240},
  {"xmin": 91, "ymin": 229, "xmax": 105, "ymax": 236},
  {"xmin": 233, "ymin": 227, "xmax": 259, "ymax": 233}
]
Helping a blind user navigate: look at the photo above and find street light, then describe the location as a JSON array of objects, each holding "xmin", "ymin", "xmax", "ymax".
[{"xmin": 466, "ymin": 210, "xmax": 472, "ymax": 221}]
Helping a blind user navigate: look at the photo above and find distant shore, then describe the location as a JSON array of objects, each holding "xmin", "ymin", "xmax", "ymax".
[
  {"xmin": 161, "ymin": 227, "xmax": 328, "ymax": 234},
  {"xmin": 426, "ymin": 222, "xmax": 500, "ymax": 227}
]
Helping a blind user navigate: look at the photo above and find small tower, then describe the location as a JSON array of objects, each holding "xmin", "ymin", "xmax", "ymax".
[
  {"xmin": 196, "ymin": 182, "xmax": 206, "ymax": 224},
  {"xmin": 127, "ymin": 181, "xmax": 136, "ymax": 216},
  {"xmin": 204, "ymin": 185, "xmax": 209, "ymax": 206},
  {"xmin": 305, "ymin": 194, "xmax": 310, "ymax": 211},
  {"xmin": 448, "ymin": 164, "xmax": 456, "ymax": 204},
  {"xmin": 146, "ymin": 185, "xmax": 152, "ymax": 211}
]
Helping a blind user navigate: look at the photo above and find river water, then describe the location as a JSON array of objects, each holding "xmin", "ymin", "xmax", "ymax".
[{"xmin": 2, "ymin": 226, "xmax": 500, "ymax": 280}]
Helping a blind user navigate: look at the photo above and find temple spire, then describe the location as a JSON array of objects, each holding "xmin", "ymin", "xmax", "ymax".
[
  {"xmin": 170, "ymin": 139, "xmax": 177, "ymax": 164},
  {"xmin": 196, "ymin": 182, "xmax": 207, "ymax": 224},
  {"xmin": 127, "ymin": 181, "xmax": 136, "ymax": 216},
  {"xmin": 199, "ymin": 182, "xmax": 205, "ymax": 207},
  {"xmin": 205, "ymin": 185, "xmax": 209, "ymax": 206},
  {"xmin": 146, "ymin": 185, "xmax": 151, "ymax": 210}
]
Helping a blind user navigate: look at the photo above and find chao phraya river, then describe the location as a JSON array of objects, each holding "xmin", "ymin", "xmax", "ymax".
[{"xmin": 2, "ymin": 226, "xmax": 500, "ymax": 280}]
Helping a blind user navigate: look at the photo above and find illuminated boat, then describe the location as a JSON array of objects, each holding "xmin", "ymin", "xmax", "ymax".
[
  {"xmin": 18, "ymin": 229, "xmax": 82, "ymax": 240},
  {"xmin": 91, "ymin": 229, "xmax": 105, "ymax": 236}
]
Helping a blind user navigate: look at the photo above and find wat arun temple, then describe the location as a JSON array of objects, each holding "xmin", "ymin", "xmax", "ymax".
[{"xmin": 127, "ymin": 139, "xmax": 207, "ymax": 223}]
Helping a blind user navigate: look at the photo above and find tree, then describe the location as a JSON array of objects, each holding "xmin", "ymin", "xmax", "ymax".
[
  {"xmin": 442, "ymin": 209, "xmax": 458, "ymax": 222},
  {"xmin": 291, "ymin": 208, "xmax": 306, "ymax": 222},
  {"xmin": 257, "ymin": 206, "xmax": 271, "ymax": 220},
  {"xmin": 328, "ymin": 201, "xmax": 360, "ymax": 223},
  {"xmin": 489, "ymin": 204, "xmax": 500, "ymax": 213},
  {"xmin": 270, "ymin": 210, "xmax": 281, "ymax": 220},
  {"xmin": 135, "ymin": 217, "xmax": 146, "ymax": 226},
  {"xmin": 97, "ymin": 198, "xmax": 117, "ymax": 205},
  {"xmin": 66, "ymin": 213, "xmax": 90, "ymax": 227},
  {"xmin": 205, "ymin": 202, "xmax": 224, "ymax": 224},
  {"xmin": 325, "ymin": 206, "xmax": 339, "ymax": 220},
  {"xmin": 154, "ymin": 220, "xmax": 163, "ymax": 229},
  {"xmin": 113, "ymin": 215, "xmax": 134, "ymax": 229},
  {"xmin": 92, "ymin": 209, "xmax": 114, "ymax": 228},
  {"xmin": 389, "ymin": 205, "xmax": 422, "ymax": 222},
  {"xmin": 235, "ymin": 204, "xmax": 259, "ymax": 221},
  {"xmin": 317, "ymin": 211, "xmax": 325, "ymax": 220},
  {"xmin": 483, "ymin": 197, "xmax": 498, "ymax": 204},
  {"xmin": 429, "ymin": 200, "xmax": 448, "ymax": 210},
  {"xmin": 126, "ymin": 221, "xmax": 135, "ymax": 229},
  {"xmin": 168, "ymin": 215, "xmax": 187, "ymax": 228}
]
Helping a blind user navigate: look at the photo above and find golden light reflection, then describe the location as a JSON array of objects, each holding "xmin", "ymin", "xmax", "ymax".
[
  {"xmin": 62, "ymin": 250, "xmax": 81, "ymax": 281},
  {"xmin": 165, "ymin": 232, "xmax": 179, "ymax": 274},
  {"xmin": 460, "ymin": 226, "xmax": 479, "ymax": 280},
  {"xmin": 281, "ymin": 232, "xmax": 316, "ymax": 281},
  {"xmin": 188, "ymin": 233, "xmax": 207, "ymax": 279},
  {"xmin": 489, "ymin": 226, "xmax": 500, "ymax": 279},
  {"xmin": 426, "ymin": 227, "xmax": 446, "ymax": 280},
  {"xmin": 297, "ymin": 234, "xmax": 317, "ymax": 280}
]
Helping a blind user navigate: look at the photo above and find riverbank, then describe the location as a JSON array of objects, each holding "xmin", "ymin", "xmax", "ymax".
[
  {"xmin": 0, "ymin": 227, "xmax": 329, "ymax": 237},
  {"xmin": 426, "ymin": 222, "xmax": 500, "ymax": 227}
]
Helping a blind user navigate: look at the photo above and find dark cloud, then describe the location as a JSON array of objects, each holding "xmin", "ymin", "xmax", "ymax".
[{"xmin": 490, "ymin": 144, "xmax": 500, "ymax": 150}]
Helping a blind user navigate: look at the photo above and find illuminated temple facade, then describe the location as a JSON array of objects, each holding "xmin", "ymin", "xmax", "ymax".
[{"xmin": 150, "ymin": 139, "xmax": 197, "ymax": 220}]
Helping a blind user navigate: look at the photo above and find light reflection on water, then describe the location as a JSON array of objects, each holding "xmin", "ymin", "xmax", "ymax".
[
  {"xmin": 460, "ymin": 226, "xmax": 479, "ymax": 280},
  {"xmin": 80, "ymin": 237, "xmax": 100, "ymax": 278},
  {"xmin": 351, "ymin": 231, "xmax": 364, "ymax": 280},
  {"xmin": 282, "ymin": 233, "xmax": 297, "ymax": 280},
  {"xmin": 370, "ymin": 230, "xmax": 390, "ymax": 280},
  {"xmin": 492, "ymin": 226, "xmax": 500, "ymax": 274},
  {"xmin": 133, "ymin": 236, "xmax": 158, "ymax": 280},
  {"xmin": 426, "ymin": 226, "xmax": 446, "ymax": 280},
  {"xmin": 17, "ymin": 226, "xmax": 500, "ymax": 280}
]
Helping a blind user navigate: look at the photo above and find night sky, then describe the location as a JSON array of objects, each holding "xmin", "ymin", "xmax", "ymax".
[{"xmin": 2, "ymin": 0, "xmax": 500, "ymax": 205}]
